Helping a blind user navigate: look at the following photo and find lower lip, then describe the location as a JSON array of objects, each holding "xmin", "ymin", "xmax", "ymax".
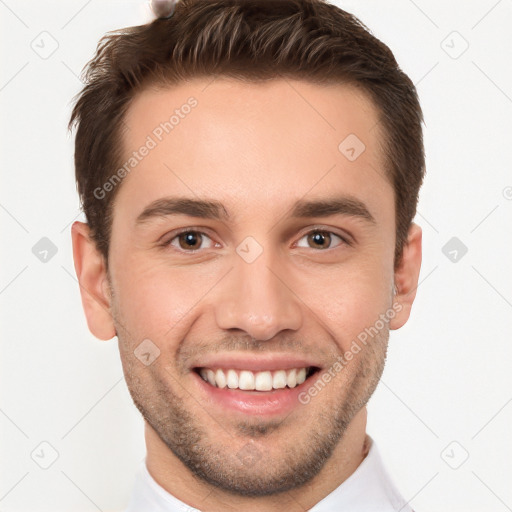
[{"xmin": 192, "ymin": 370, "xmax": 316, "ymax": 416}]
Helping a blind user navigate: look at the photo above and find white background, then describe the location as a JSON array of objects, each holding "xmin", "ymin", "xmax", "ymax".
[{"xmin": 1, "ymin": 1, "xmax": 511, "ymax": 511}]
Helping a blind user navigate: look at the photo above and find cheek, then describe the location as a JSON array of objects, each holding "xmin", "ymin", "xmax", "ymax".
[
  {"xmin": 111, "ymin": 256, "xmax": 224, "ymax": 342},
  {"xmin": 301, "ymin": 257, "xmax": 393, "ymax": 351}
]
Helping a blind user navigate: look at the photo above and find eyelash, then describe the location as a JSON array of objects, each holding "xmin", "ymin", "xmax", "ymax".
[{"xmin": 160, "ymin": 227, "xmax": 351, "ymax": 253}]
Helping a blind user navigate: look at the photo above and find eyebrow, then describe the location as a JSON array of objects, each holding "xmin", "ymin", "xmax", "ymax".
[
  {"xmin": 136, "ymin": 198, "xmax": 229, "ymax": 224},
  {"xmin": 290, "ymin": 196, "xmax": 375, "ymax": 223},
  {"xmin": 135, "ymin": 195, "xmax": 376, "ymax": 225}
]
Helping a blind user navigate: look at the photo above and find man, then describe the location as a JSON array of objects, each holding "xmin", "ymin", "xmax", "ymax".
[{"xmin": 69, "ymin": 0, "xmax": 424, "ymax": 510}]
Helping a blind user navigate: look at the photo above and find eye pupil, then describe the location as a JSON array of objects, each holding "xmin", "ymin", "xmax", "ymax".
[
  {"xmin": 179, "ymin": 231, "xmax": 201, "ymax": 249},
  {"xmin": 309, "ymin": 231, "xmax": 330, "ymax": 249}
]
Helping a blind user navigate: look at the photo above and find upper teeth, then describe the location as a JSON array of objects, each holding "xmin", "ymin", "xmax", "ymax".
[{"xmin": 199, "ymin": 368, "xmax": 309, "ymax": 391}]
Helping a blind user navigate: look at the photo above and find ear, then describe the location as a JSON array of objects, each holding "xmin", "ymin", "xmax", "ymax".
[
  {"xmin": 71, "ymin": 221, "xmax": 116, "ymax": 340},
  {"xmin": 389, "ymin": 222, "xmax": 422, "ymax": 330}
]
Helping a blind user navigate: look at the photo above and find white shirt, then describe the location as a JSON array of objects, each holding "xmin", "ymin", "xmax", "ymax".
[{"xmin": 124, "ymin": 436, "xmax": 413, "ymax": 512}]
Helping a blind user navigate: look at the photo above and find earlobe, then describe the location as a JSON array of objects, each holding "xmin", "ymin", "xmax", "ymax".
[
  {"xmin": 71, "ymin": 221, "xmax": 116, "ymax": 340},
  {"xmin": 389, "ymin": 223, "xmax": 422, "ymax": 330}
]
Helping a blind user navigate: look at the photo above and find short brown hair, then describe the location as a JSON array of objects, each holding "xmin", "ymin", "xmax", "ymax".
[{"xmin": 69, "ymin": 0, "xmax": 425, "ymax": 269}]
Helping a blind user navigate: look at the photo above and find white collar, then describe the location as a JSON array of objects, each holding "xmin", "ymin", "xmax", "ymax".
[{"xmin": 124, "ymin": 436, "xmax": 413, "ymax": 512}]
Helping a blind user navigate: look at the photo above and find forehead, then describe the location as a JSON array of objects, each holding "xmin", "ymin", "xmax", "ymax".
[{"xmin": 116, "ymin": 78, "xmax": 392, "ymax": 225}]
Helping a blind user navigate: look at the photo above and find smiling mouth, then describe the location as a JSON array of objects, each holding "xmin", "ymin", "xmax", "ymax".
[{"xmin": 194, "ymin": 366, "xmax": 321, "ymax": 391}]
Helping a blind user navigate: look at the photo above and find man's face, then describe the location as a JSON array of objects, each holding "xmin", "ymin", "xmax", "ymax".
[{"xmin": 103, "ymin": 79, "xmax": 403, "ymax": 495}]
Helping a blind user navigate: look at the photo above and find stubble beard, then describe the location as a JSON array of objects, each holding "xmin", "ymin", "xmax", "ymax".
[{"xmin": 115, "ymin": 321, "xmax": 388, "ymax": 498}]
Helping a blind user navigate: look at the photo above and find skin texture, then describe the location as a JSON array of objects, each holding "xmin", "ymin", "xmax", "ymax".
[{"xmin": 71, "ymin": 78, "xmax": 422, "ymax": 512}]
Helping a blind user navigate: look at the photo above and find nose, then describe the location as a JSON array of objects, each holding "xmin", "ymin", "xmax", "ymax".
[{"xmin": 214, "ymin": 247, "xmax": 303, "ymax": 341}]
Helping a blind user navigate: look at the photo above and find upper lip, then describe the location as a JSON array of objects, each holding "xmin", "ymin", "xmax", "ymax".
[{"xmin": 192, "ymin": 354, "xmax": 322, "ymax": 373}]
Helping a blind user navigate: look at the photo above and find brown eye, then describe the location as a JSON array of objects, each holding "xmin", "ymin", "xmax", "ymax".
[
  {"xmin": 296, "ymin": 230, "xmax": 345, "ymax": 250},
  {"xmin": 178, "ymin": 231, "xmax": 202, "ymax": 250},
  {"xmin": 167, "ymin": 230, "xmax": 215, "ymax": 251},
  {"xmin": 308, "ymin": 231, "xmax": 331, "ymax": 249}
]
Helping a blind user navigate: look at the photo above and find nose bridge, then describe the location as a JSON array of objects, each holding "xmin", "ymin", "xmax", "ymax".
[{"xmin": 214, "ymin": 242, "xmax": 302, "ymax": 340}]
